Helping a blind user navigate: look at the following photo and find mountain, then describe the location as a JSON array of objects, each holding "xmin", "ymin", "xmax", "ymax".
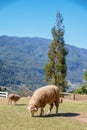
[{"xmin": 0, "ymin": 35, "xmax": 87, "ymax": 91}]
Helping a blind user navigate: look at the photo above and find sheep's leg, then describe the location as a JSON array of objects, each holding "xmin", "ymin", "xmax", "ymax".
[
  {"xmin": 8, "ymin": 98, "xmax": 10, "ymax": 105},
  {"xmin": 40, "ymin": 108, "xmax": 44, "ymax": 116},
  {"xmin": 55, "ymin": 102, "xmax": 59, "ymax": 113},
  {"xmin": 13, "ymin": 100, "xmax": 16, "ymax": 105},
  {"xmin": 47, "ymin": 103, "xmax": 54, "ymax": 114},
  {"xmin": 9, "ymin": 99, "xmax": 12, "ymax": 105}
]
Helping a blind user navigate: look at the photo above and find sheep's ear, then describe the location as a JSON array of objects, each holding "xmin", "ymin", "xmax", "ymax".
[{"xmin": 27, "ymin": 106, "xmax": 38, "ymax": 111}]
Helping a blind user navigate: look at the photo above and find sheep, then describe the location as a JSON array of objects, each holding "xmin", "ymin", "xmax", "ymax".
[
  {"xmin": 27, "ymin": 85, "xmax": 60, "ymax": 116},
  {"xmin": 8, "ymin": 93, "xmax": 20, "ymax": 105}
]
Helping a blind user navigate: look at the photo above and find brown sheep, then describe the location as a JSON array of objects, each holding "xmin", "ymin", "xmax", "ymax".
[
  {"xmin": 8, "ymin": 94, "xmax": 20, "ymax": 105},
  {"xmin": 27, "ymin": 85, "xmax": 60, "ymax": 117}
]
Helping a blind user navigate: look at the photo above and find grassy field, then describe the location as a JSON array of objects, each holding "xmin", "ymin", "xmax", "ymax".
[{"xmin": 0, "ymin": 97, "xmax": 87, "ymax": 130}]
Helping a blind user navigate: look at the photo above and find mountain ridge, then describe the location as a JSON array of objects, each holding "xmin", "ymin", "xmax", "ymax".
[{"xmin": 0, "ymin": 35, "xmax": 87, "ymax": 91}]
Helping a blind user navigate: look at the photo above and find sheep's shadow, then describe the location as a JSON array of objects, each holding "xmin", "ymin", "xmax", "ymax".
[
  {"xmin": 35, "ymin": 112, "xmax": 80, "ymax": 118},
  {"xmin": 15, "ymin": 104, "xmax": 27, "ymax": 106}
]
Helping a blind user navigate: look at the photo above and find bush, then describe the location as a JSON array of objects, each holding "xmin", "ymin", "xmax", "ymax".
[
  {"xmin": 73, "ymin": 85, "xmax": 87, "ymax": 94},
  {"xmin": 18, "ymin": 88, "xmax": 33, "ymax": 97}
]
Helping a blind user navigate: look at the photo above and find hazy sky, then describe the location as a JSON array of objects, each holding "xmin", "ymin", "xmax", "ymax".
[{"xmin": 0, "ymin": 0, "xmax": 87, "ymax": 49}]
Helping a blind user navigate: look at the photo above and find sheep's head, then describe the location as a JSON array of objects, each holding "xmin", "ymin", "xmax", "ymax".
[{"xmin": 27, "ymin": 106, "xmax": 38, "ymax": 117}]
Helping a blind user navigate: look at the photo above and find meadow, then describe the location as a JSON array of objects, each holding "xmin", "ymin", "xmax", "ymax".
[{"xmin": 0, "ymin": 97, "xmax": 87, "ymax": 130}]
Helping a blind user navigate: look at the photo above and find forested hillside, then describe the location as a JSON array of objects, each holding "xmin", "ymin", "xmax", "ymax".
[{"xmin": 0, "ymin": 35, "xmax": 87, "ymax": 91}]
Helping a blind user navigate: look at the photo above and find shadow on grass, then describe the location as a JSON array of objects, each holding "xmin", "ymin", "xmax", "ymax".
[
  {"xmin": 15, "ymin": 104, "xmax": 27, "ymax": 106},
  {"xmin": 35, "ymin": 112, "xmax": 80, "ymax": 118}
]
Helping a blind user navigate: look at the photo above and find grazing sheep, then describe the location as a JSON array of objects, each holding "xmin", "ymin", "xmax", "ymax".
[
  {"xmin": 27, "ymin": 85, "xmax": 60, "ymax": 116},
  {"xmin": 8, "ymin": 94, "xmax": 20, "ymax": 105}
]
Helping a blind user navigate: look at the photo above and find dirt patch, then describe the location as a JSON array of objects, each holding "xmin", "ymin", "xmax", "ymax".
[{"xmin": 70, "ymin": 113, "xmax": 87, "ymax": 123}]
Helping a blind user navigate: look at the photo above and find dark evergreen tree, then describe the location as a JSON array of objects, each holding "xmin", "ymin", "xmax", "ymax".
[{"xmin": 44, "ymin": 12, "xmax": 68, "ymax": 91}]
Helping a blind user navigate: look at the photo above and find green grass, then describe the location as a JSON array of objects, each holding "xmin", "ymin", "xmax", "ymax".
[{"xmin": 0, "ymin": 97, "xmax": 87, "ymax": 130}]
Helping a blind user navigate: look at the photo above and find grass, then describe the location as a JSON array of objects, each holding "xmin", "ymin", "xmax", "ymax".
[{"xmin": 0, "ymin": 97, "xmax": 87, "ymax": 130}]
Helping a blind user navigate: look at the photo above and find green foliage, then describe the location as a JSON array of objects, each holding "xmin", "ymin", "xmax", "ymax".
[
  {"xmin": 84, "ymin": 70, "xmax": 87, "ymax": 81},
  {"xmin": 73, "ymin": 85, "xmax": 87, "ymax": 94},
  {"xmin": 18, "ymin": 88, "xmax": 33, "ymax": 97},
  {"xmin": 0, "ymin": 86, "xmax": 7, "ymax": 91},
  {"xmin": 44, "ymin": 12, "xmax": 68, "ymax": 91},
  {"xmin": 73, "ymin": 70, "xmax": 87, "ymax": 95}
]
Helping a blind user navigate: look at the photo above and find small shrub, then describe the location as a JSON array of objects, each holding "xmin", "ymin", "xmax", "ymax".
[{"xmin": 73, "ymin": 85, "xmax": 87, "ymax": 95}]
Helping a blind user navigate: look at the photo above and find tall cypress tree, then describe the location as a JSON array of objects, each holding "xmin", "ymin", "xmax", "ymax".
[{"xmin": 44, "ymin": 12, "xmax": 68, "ymax": 92}]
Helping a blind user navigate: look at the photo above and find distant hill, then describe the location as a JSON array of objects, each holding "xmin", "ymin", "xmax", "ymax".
[{"xmin": 0, "ymin": 35, "xmax": 87, "ymax": 91}]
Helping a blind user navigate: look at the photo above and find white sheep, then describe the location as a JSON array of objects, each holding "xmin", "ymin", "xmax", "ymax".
[{"xmin": 27, "ymin": 85, "xmax": 60, "ymax": 116}]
